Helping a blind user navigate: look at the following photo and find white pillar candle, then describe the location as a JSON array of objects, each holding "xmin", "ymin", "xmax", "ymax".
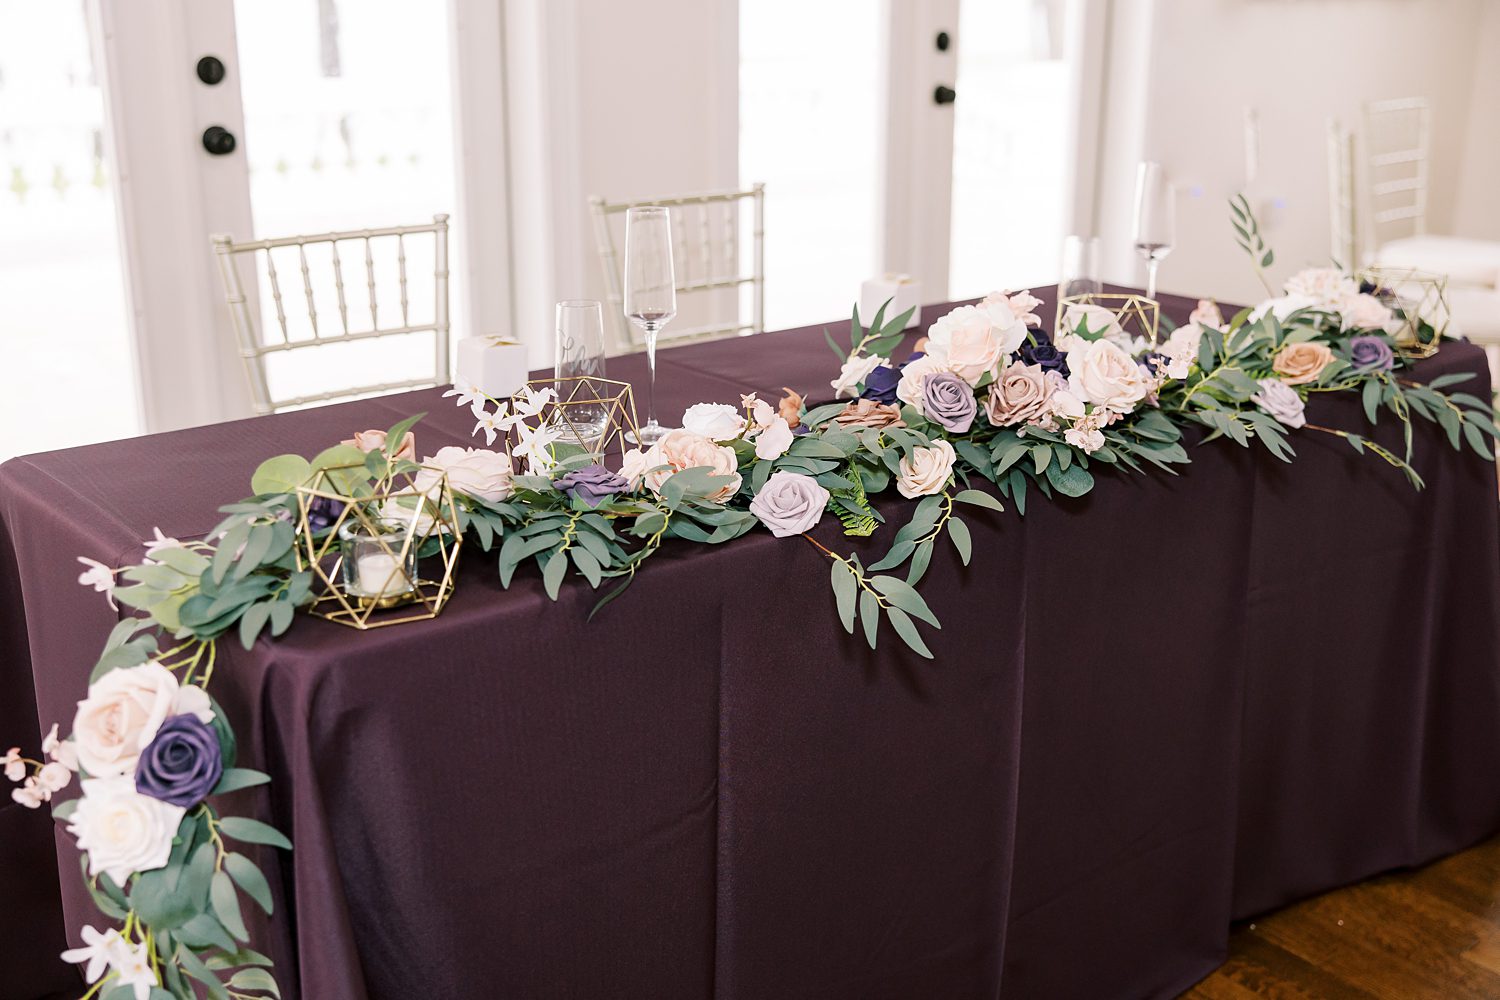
[{"xmin": 355, "ymin": 551, "xmax": 409, "ymax": 598}]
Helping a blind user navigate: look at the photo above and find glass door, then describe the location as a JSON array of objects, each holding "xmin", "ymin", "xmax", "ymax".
[
  {"xmin": 229, "ymin": 0, "xmax": 462, "ymax": 406},
  {"xmin": 0, "ymin": 0, "xmax": 137, "ymax": 460},
  {"xmin": 947, "ymin": 0, "xmax": 1076, "ymax": 300}
]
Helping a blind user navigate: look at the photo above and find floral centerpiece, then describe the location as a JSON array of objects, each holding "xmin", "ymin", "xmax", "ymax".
[{"xmin": 10, "ymin": 201, "xmax": 1499, "ymax": 997}]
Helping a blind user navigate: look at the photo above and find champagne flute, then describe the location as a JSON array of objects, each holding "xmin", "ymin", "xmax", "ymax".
[
  {"xmin": 623, "ymin": 206, "xmax": 677, "ymax": 446},
  {"xmin": 1133, "ymin": 161, "xmax": 1175, "ymax": 299},
  {"xmin": 554, "ymin": 300, "xmax": 609, "ymax": 448}
]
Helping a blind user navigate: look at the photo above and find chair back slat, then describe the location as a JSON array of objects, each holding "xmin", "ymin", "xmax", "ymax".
[
  {"xmin": 297, "ymin": 243, "xmax": 319, "ymax": 339},
  {"xmin": 211, "ymin": 214, "xmax": 451, "ymax": 415},
  {"xmin": 1363, "ymin": 98, "xmax": 1430, "ymax": 247},
  {"xmin": 264, "ymin": 249, "xmax": 289, "ymax": 345},
  {"xmin": 329, "ymin": 241, "xmax": 351, "ymax": 335},
  {"xmin": 588, "ymin": 185, "xmax": 766, "ymax": 352}
]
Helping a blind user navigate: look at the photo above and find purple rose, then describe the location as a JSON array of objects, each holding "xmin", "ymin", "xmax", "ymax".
[
  {"xmin": 553, "ymin": 464, "xmax": 629, "ymax": 506},
  {"xmin": 306, "ymin": 495, "xmax": 345, "ymax": 533},
  {"xmin": 135, "ymin": 715, "xmax": 224, "ymax": 808},
  {"xmin": 920, "ymin": 372, "xmax": 978, "ymax": 433},
  {"xmin": 860, "ymin": 364, "xmax": 902, "ymax": 405},
  {"xmin": 1014, "ymin": 332, "xmax": 1074, "ymax": 374},
  {"xmin": 1348, "ymin": 335, "xmax": 1394, "ymax": 372}
]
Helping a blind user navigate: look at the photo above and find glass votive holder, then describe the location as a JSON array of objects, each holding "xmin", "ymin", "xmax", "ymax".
[{"xmin": 338, "ymin": 517, "xmax": 418, "ymax": 607}]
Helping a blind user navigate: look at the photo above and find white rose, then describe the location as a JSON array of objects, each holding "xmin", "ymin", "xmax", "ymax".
[
  {"xmin": 1341, "ymin": 293, "xmax": 1393, "ymax": 331},
  {"xmin": 680, "ymin": 402, "xmax": 747, "ymax": 441},
  {"xmin": 73, "ymin": 664, "xmax": 211, "ymax": 778},
  {"xmin": 619, "ymin": 448, "xmax": 651, "ymax": 490},
  {"xmin": 1067, "ymin": 339, "xmax": 1151, "ymax": 413},
  {"xmin": 414, "ymin": 446, "xmax": 513, "ymax": 503},
  {"xmin": 67, "ymin": 776, "xmax": 185, "ymax": 885},
  {"xmin": 640, "ymin": 430, "xmax": 742, "ymax": 502},
  {"xmin": 1285, "ymin": 267, "xmax": 1359, "ymax": 308},
  {"xmin": 1249, "ymin": 293, "xmax": 1321, "ymax": 324},
  {"xmin": 896, "ymin": 440, "xmax": 957, "ymax": 499},
  {"xmin": 895, "ymin": 354, "xmax": 955, "ymax": 409},
  {"xmin": 926, "ymin": 301, "xmax": 1027, "ymax": 384},
  {"xmin": 830, "ymin": 354, "xmax": 887, "ymax": 399}
]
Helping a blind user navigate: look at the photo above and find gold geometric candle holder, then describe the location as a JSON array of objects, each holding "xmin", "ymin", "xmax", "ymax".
[
  {"xmin": 1055, "ymin": 292, "xmax": 1161, "ymax": 348},
  {"xmin": 512, "ymin": 376, "xmax": 640, "ymax": 465},
  {"xmin": 294, "ymin": 464, "xmax": 462, "ymax": 629},
  {"xmin": 1358, "ymin": 265, "xmax": 1449, "ymax": 359}
]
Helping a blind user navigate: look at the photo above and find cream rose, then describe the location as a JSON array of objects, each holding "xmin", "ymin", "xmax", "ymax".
[
  {"xmin": 1249, "ymin": 293, "xmax": 1321, "ymax": 324},
  {"xmin": 680, "ymin": 403, "xmax": 747, "ymax": 441},
  {"xmin": 67, "ymin": 776, "xmax": 185, "ymax": 885},
  {"xmin": 73, "ymin": 665, "xmax": 212, "ymax": 778},
  {"xmin": 896, "ymin": 440, "xmax": 957, "ymax": 499},
  {"xmin": 1341, "ymin": 293, "xmax": 1393, "ymax": 331},
  {"xmin": 926, "ymin": 300, "xmax": 1028, "ymax": 384},
  {"xmin": 1067, "ymin": 339, "xmax": 1150, "ymax": 413},
  {"xmin": 641, "ymin": 430, "xmax": 742, "ymax": 502},
  {"xmin": 413, "ymin": 446, "xmax": 513, "ymax": 503},
  {"xmin": 830, "ymin": 354, "xmax": 887, "ymax": 399},
  {"xmin": 984, "ymin": 361, "xmax": 1053, "ymax": 427},
  {"xmin": 1271, "ymin": 341, "xmax": 1334, "ymax": 385},
  {"xmin": 619, "ymin": 448, "xmax": 651, "ymax": 490}
]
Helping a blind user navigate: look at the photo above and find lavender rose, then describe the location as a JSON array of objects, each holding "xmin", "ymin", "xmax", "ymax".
[
  {"xmin": 749, "ymin": 471, "xmax": 830, "ymax": 538},
  {"xmin": 134, "ymin": 714, "xmax": 224, "ymax": 808},
  {"xmin": 1251, "ymin": 378, "xmax": 1307, "ymax": 429},
  {"xmin": 1348, "ymin": 335, "xmax": 1395, "ymax": 372},
  {"xmin": 553, "ymin": 464, "xmax": 629, "ymax": 507},
  {"xmin": 859, "ymin": 363, "xmax": 902, "ymax": 405},
  {"xmin": 920, "ymin": 372, "xmax": 978, "ymax": 433}
]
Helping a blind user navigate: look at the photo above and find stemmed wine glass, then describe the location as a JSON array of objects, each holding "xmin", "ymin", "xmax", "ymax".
[
  {"xmin": 622, "ymin": 206, "xmax": 677, "ymax": 446},
  {"xmin": 1133, "ymin": 161, "xmax": 1175, "ymax": 299}
]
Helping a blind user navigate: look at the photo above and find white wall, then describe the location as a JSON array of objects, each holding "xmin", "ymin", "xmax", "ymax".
[
  {"xmin": 1097, "ymin": 0, "xmax": 1486, "ymax": 307},
  {"xmin": 1452, "ymin": 2, "xmax": 1500, "ymax": 240},
  {"xmin": 505, "ymin": 0, "xmax": 737, "ymax": 364}
]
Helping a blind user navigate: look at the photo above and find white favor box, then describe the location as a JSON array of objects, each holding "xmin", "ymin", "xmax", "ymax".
[
  {"xmin": 456, "ymin": 337, "xmax": 529, "ymax": 399},
  {"xmin": 859, "ymin": 274, "xmax": 922, "ymax": 330}
]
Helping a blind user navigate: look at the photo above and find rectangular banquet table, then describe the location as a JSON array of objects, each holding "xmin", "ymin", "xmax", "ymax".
[{"xmin": 3, "ymin": 290, "xmax": 1499, "ymax": 999}]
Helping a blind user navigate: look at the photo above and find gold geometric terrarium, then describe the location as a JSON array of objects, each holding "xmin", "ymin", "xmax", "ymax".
[
  {"xmin": 1358, "ymin": 265, "xmax": 1449, "ymax": 359},
  {"xmin": 294, "ymin": 464, "xmax": 462, "ymax": 629},
  {"xmin": 512, "ymin": 376, "xmax": 640, "ymax": 465},
  {"xmin": 1055, "ymin": 292, "xmax": 1161, "ymax": 348}
]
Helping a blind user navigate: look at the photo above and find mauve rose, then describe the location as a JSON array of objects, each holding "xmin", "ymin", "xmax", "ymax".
[
  {"xmin": 553, "ymin": 464, "xmax": 629, "ymax": 506},
  {"xmin": 984, "ymin": 361, "xmax": 1053, "ymax": 427},
  {"xmin": 749, "ymin": 471, "xmax": 830, "ymax": 538},
  {"xmin": 1348, "ymin": 335, "xmax": 1395, "ymax": 372},
  {"xmin": 833, "ymin": 399, "xmax": 905, "ymax": 430},
  {"xmin": 920, "ymin": 372, "xmax": 978, "ymax": 433},
  {"xmin": 134, "ymin": 715, "xmax": 223, "ymax": 808},
  {"xmin": 859, "ymin": 364, "xmax": 902, "ymax": 404}
]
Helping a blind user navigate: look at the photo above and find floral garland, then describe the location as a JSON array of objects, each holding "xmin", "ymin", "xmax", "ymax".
[{"xmin": 10, "ymin": 214, "xmax": 1499, "ymax": 997}]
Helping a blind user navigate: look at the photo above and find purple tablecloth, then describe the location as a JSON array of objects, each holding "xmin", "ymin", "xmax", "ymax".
[{"xmin": 3, "ymin": 291, "xmax": 1498, "ymax": 999}]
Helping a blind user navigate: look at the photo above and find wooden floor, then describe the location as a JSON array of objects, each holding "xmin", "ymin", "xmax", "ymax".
[{"xmin": 1183, "ymin": 836, "xmax": 1500, "ymax": 999}]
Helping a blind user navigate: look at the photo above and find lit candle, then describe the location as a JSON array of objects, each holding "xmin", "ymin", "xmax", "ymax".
[{"xmin": 354, "ymin": 551, "xmax": 409, "ymax": 598}]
